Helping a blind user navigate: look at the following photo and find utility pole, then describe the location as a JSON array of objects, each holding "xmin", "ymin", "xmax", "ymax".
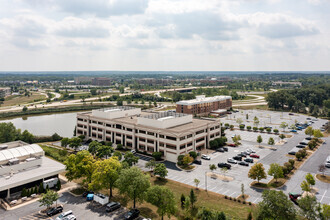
[{"xmin": 205, "ymin": 171, "xmax": 207, "ymax": 192}]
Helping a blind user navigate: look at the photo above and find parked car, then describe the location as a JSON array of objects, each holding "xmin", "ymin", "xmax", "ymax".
[
  {"xmin": 227, "ymin": 158, "xmax": 237, "ymax": 164},
  {"xmin": 289, "ymin": 192, "xmax": 301, "ymax": 205},
  {"xmin": 63, "ymin": 215, "xmax": 76, "ymax": 220},
  {"xmin": 106, "ymin": 202, "xmax": 121, "ymax": 212},
  {"xmin": 201, "ymin": 154, "xmax": 211, "ymax": 160},
  {"xmin": 247, "ymin": 148, "xmax": 256, "ymax": 153},
  {"xmin": 47, "ymin": 205, "xmax": 63, "ymax": 216},
  {"xmin": 216, "ymin": 148, "xmax": 225, "ymax": 153},
  {"xmin": 193, "ymin": 160, "xmax": 202, "ymax": 165},
  {"xmin": 233, "ymin": 156, "xmax": 242, "ymax": 161},
  {"xmin": 290, "ymin": 130, "xmax": 297, "ymax": 133},
  {"xmin": 56, "ymin": 210, "xmax": 73, "ymax": 220},
  {"xmin": 238, "ymin": 161, "xmax": 249, "ymax": 166},
  {"xmin": 223, "ymin": 147, "xmax": 228, "ymax": 152},
  {"xmin": 306, "ymin": 118, "xmax": 311, "ymax": 120},
  {"xmin": 244, "ymin": 158, "xmax": 254, "ymax": 163},
  {"xmin": 82, "ymin": 191, "xmax": 94, "ymax": 197},
  {"xmin": 227, "ymin": 143, "xmax": 236, "ymax": 147},
  {"xmin": 237, "ymin": 153, "xmax": 247, "ymax": 158},
  {"xmin": 305, "ymin": 137, "xmax": 312, "ymax": 140},
  {"xmin": 218, "ymin": 163, "xmax": 231, "ymax": 169},
  {"xmin": 124, "ymin": 209, "xmax": 140, "ymax": 220},
  {"xmin": 288, "ymin": 150, "xmax": 297, "ymax": 155},
  {"xmin": 289, "ymin": 113, "xmax": 294, "ymax": 115},
  {"xmin": 299, "ymin": 142, "xmax": 308, "ymax": 145},
  {"xmin": 296, "ymin": 145, "xmax": 306, "ymax": 148},
  {"xmin": 131, "ymin": 150, "xmax": 136, "ymax": 154},
  {"xmin": 250, "ymin": 154, "xmax": 260, "ymax": 159},
  {"xmin": 325, "ymin": 162, "xmax": 330, "ymax": 168}
]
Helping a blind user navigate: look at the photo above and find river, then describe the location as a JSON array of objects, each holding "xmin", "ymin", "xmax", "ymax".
[{"xmin": 0, "ymin": 112, "xmax": 78, "ymax": 137}]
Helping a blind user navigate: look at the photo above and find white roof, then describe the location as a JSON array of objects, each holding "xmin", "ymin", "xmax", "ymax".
[
  {"xmin": 0, "ymin": 144, "xmax": 43, "ymax": 162},
  {"xmin": 176, "ymin": 95, "xmax": 231, "ymax": 106}
]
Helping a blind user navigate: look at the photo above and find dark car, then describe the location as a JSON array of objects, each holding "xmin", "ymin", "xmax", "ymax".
[
  {"xmin": 289, "ymin": 113, "xmax": 294, "ymax": 115},
  {"xmin": 216, "ymin": 148, "xmax": 225, "ymax": 153},
  {"xmin": 237, "ymin": 153, "xmax": 247, "ymax": 158},
  {"xmin": 124, "ymin": 209, "xmax": 140, "ymax": 220},
  {"xmin": 296, "ymin": 145, "xmax": 306, "ymax": 148},
  {"xmin": 299, "ymin": 142, "xmax": 308, "ymax": 145},
  {"xmin": 238, "ymin": 161, "xmax": 249, "ymax": 166},
  {"xmin": 223, "ymin": 147, "xmax": 228, "ymax": 152},
  {"xmin": 47, "ymin": 205, "xmax": 63, "ymax": 216},
  {"xmin": 106, "ymin": 202, "xmax": 121, "ymax": 212},
  {"xmin": 305, "ymin": 137, "xmax": 312, "ymax": 140},
  {"xmin": 244, "ymin": 158, "xmax": 254, "ymax": 163},
  {"xmin": 233, "ymin": 156, "xmax": 242, "ymax": 161},
  {"xmin": 289, "ymin": 192, "xmax": 301, "ymax": 205},
  {"xmin": 82, "ymin": 191, "xmax": 94, "ymax": 197},
  {"xmin": 193, "ymin": 160, "xmax": 202, "ymax": 165},
  {"xmin": 217, "ymin": 163, "xmax": 231, "ymax": 169}
]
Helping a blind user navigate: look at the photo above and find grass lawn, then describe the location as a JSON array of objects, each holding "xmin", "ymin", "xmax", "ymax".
[
  {"xmin": 236, "ymin": 105, "xmax": 269, "ymax": 110},
  {"xmin": 39, "ymin": 144, "xmax": 70, "ymax": 163},
  {"xmin": 2, "ymin": 93, "xmax": 46, "ymax": 106}
]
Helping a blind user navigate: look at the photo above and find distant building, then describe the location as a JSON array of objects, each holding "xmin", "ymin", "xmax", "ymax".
[
  {"xmin": 91, "ymin": 77, "xmax": 111, "ymax": 86},
  {"xmin": 76, "ymin": 107, "xmax": 221, "ymax": 162},
  {"xmin": 0, "ymin": 141, "xmax": 65, "ymax": 199},
  {"xmin": 272, "ymin": 81, "xmax": 302, "ymax": 87},
  {"xmin": 176, "ymin": 95, "xmax": 232, "ymax": 116},
  {"xmin": 74, "ymin": 77, "xmax": 92, "ymax": 84},
  {"xmin": 0, "ymin": 87, "xmax": 11, "ymax": 98}
]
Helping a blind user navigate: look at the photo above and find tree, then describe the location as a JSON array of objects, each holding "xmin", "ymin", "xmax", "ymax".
[
  {"xmin": 305, "ymin": 126, "xmax": 314, "ymax": 137},
  {"xmin": 145, "ymin": 159, "xmax": 156, "ymax": 172},
  {"xmin": 279, "ymin": 134, "xmax": 286, "ymax": 141},
  {"xmin": 268, "ymin": 163, "xmax": 284, "ymax": 183},
  {"xmin": 209, "ymin": 164, "xmax": 217, "ymax": 173},
  {"xmin": 123, "ymin": 152, "xmax": 139, "ymax": 167},
  {"xmin": 61, "ymin": 137, "xmax": 70, "ymax": 148},
  {"xmin": 189, "ymin": 189, "xmax": 197, "ymax": 209},
  {"xmin": 182, "ymin": 154, "xmax": 193, "ymax": 166},
  {"xmin": 116, "ymin": 100, "xmax": 123, "ymax": 106},
  {"xmin": 113, "ymin": 151, "xmax": 122, "ymax": 160},
  {"xmin": 253, "ymin": 116, "xmax": 259, "ymax": 127},
  {"xmin": 89, "ymin": 157, "xmax": 121, "ymax": 197},
  {"xmin": 116, "ymin": 167, "xmax": 150, "ymax": 208},
  {"xmin": 0, "ymin": 122, "xmax": 18, "ymax": 143},
  {"xmin": 194, "ymin": 178, "xmax": 200, "ymax": 189},
  {"xmin": 306, "ymin": 173, "xmax": 316, "ymax": 186},
  {"xmin": 298, "ymin": 195, "xmax": 321, "ymax": 220},
  {"xmin": 280, "ymin": 122, "xmax": 288, "ymax": 132},
  {"xmin": 88, "ymin": 141, "xmax": 101, "ymax": 155},
  {"xmin": 313, "ymin": 129, "xmax": 324, "ymax": 138},
  {"xmin": 56, "ymin": 179, "xmax": 61, "ymax": 191},
  {"xmin": 236, "ymin": 118, "xmax": 243, "ymax": 125},
  {"xmin": 247, "ymin": 212, "xmax": 252, "ymax": 220},
  {"xmin": 64, "ymin": 150, "xmax": 96, "ymax": 185},
  {"xmin": 21, "ymin": 130, "xmax": 34, "ymax": 144},
  {"xmin": 257, "ymin": 190, "xmax": 296, "ymax": 220},
  {"xmin": 257, "ymin": 135, "xmax": 263, "ymax": 146},
  {"xmin": 90, "ymin": 89, "xmax": 97, "ymax": 96},
  {"xmin": 154, "ymin": 163, "xmax": 168, "ymax": 179},
  {"xmin": 22, "ymin": 106, "xmax": 28, "ymax": 112},
  {"xmin": 152, "ymin": 152, "xmax": 163, "ymax": 161},
  {"xmin": 189, "ymin": 151, "xmax": 198, "ymax": 160},
  {"xmin": 180, "ymin": 194, "xmax": 185, "ymax": 209},
  {"xmin": 96, "ymin": 145, "xmax": 113, "ymax": 158},
  {"xmin": 301, "ymin": 180, "xmax": 311, "ymax": 192},
  {"xmin": 248, "ymin": 163, "xmax": 267, "ymax": 183},
  {"xmin": 241, "ymin": 183, "xmax": 245, "ymax": 199},
  {"xmin": 38, "ymin": 190, "xmax": 59, "ymax": 210},
  {"xmin": 268, "ymin": 137, "xmax": 274, "ymax": 145},
  {"xmin": 69, "ymin": 137, "xmax": 82, "ymax": 150},
  {"xmin": 322, "ymin": 204, "xmax": 330, "ymax": 219},
  {"xmin": 146, "ymin": 186, "xmax": 177, "ymax": 220}
]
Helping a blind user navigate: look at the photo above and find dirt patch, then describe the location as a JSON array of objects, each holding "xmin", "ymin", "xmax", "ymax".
[
  {"xmin": 316, "ymin": 174, "xmax": 330, "ymax": 184},
  {"xmin": 237, "ymin": 194, "xmax": 250, "ymax": 201},
  {"xmin": 206, "ymin": 172, "xmax": 234, "ymax": 181}
]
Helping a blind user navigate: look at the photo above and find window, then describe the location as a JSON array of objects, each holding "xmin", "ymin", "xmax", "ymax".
[
  {"xmin": 180, "ymin": 144, "xmax": 185, "ymax": 149},
  {"xmin": 215, "ymin": 125, "xmax": 220, "ymax": 129},
  {"xmin": 106, "ymin": 124, "xmax": 112, "ymax": 127},
  {"xmin": 116, "ymin": 133, "xmax": 121, "ymax": 137},
  {"xmin": 139, "ymin": 130, "xmax": 146, "ymax": 134},
  {"xmin": 196, "ymin": 137, "xmax": 205, "ymax": 143},
  {"xmin": 159, "ymin": 142, "xmax": 164, "ymax": 147},
  {"xmin": 166, "ymin": 144, "xmax": 176, "ymax": 150},
  {"xmin": 78, "ymin": 118, "xmax": 84, "ymax": 121},
  {"xmin": 180, "ymin": 136, "xmax": 186, "ymax": 141},
  {"xmin": 98, "ymin": 122, "xmax": 103, "ymax": 125},
  {"xmin": 98, "ymin": 128, "xmax": 102, "ymax": 132},
  {"xmin": 210, "ymin": 127, "xmax": 215, "ymax": 131},
  {"xmin": 196, "ymin": 130, "xmax": 204, "ymax": 135},
  {"xmin": 116, "ymin": 124, "xmax": 122, "ymax": 129},
  {"xmin": 127, "ymin": 135, "xmax": 132, "ymax": 139},
  {"xmin": 159, "ymin": 134, "xmax": 164, "ymax": 138},
  {"xmin": 147, "ymin": 131, "xmax": 154, "ymax": 136},
  {"xmin": 147, "ymin": 139, "xmax": 154, "ymax": 144},
  {"xmin": 187, "ymin": 142, "xmax": 193, "ymax": 147},
  {"xmin": 127, "ymin": 128, "xmax": 133, "ymax": 132},
  {"xmin": 106, "ymin": 130, "xmax": 111, "ymax": 134},
  {"xmin": 166, "ymin": 136, "xmax": 176, "ymax": 141},
  {"xmin": 139, "ymin": 138, "xmax": 146, "ymax": 142},
  {"xmin": 187, "ymin": 134, "xmax": 193, "ymax": 138}
]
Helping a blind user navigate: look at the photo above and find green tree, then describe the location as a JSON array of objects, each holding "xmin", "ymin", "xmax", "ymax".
[
  {"xmin": 268, "ymin": 163, "xmax": 284, "ymax": 183},
  {"xmin": 182, "ymin": 154, "xmax": 193, "ymax": 166},
  {"xmin": 253, "ymin": 116, "xmax": 259, "ymax": 127},
  {"xmin": 154, "ymin": 163, "xmax": 168, "ymax": 179},
  {"xmin": 152, "ymin": 152, "xmax": 163, "ymax": 161},
  {"xmin": 305, "ymin": 126, "xmax": 314, "ymax": 137},
  {"xmin": 116, "ymin": 167, "xmax": 150, "ymax": 208},
  {"xmin": 146, "ymin": 186, "xmax": 177, "ymax": 220},
  {"xmin": 298, "ymin": 195, "xmax": 320, "ymax": 220},
  {"xmin": 268, "ymin": 137, "xmax": 275, "ymax": 145},
  {"xmin": 189, "ymin": 189, "xmax": 197, "ymax": 209},
  {"xmin": 279, "ymin": 134, "xmax": 286, "ymax": 141},
  {"xmin": 22, "ymin": 106, "xmax": 28, "ymax": 112},
  {"xmin": 123, "ymin": 152, "xmax": 139, "ymax": 167},
  {"xmin": 248, "ymin": 163, "xmax": 267, "ymax": 183},
  {"xmin": 301, "ymin": 180, "xmax": 311, "ymax": 192},
  {"xmin": 38, "ymin": 190, "xmax": 59, "ymax": 210},
  {"xmin": 280, "ymin": 122, "xmax": 288, "ymax": 132},
  {"xmin": 89, "ymin": 157, "xmax": 121, "ymax": 197},
  {"xmin": 194, "ymin": 178, "xmax": 200, "ymax": 189},
  {"xmin": 180, "ymin": 194, "xmax": 185, "ymax": 209},
  {"xmin": 64, "ymin": 150, "xmax": 96, "ymax": 186},
  {"xmin": 61, "ymin": 137, "xmax": 70, "ymax": 148},
  {"xmin": 257, "ymin": 135, "xmax": 263, "ymax": 146},
  {"xmin": 90, "ymin": 89, "xmax": 97, "ymax": 96},
  {"xmin": 257, "ymin": 190, "xmax": 296, "ymax": 220},
  {"xmin": 119, "ymin": 86, "xmax": 125, "ymax": 94},
  {"xmin": 56, "ymin": 179, "xmax": 61, "ymax": 191},
  {"xmin": 88, "ymin": 141, "xmax": 101, "ymax": 155},
  {"xmin": 113, "ymin": 151, "xmax": 122, "ymax": 160},
  {"xmin": 21, "ymin": 130, "xmax": 34, "ymax": 144},
  {"xmin": 313, "ymin": 129, "xmax": 324, "ymax": 138},
  {"xmin": 322, "ymin": 204, "xmax": 330, "ymax": 219},
  {"xmin": 0, "ymin": 122, "xmax": 18, "ymax": 143},
  {"xmin": 69, "ymin": 137, "xmax": 82, "ymax": 150},
  {"xmin": 306, "ymin": 173, "xmax": 316, "ymax": 186},
  {"xmin": 96, "ymin": 145, "xmax": 113, "ymax": 158},
  {"xmin": 209, "ymin": 164, "xmax": 217, "ymax": 173},
  {"xmin": 145, "ymin": 159, "xmax": 156, "ymax": 172}
]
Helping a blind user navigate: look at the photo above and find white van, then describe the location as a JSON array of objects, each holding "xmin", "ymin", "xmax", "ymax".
[
  {"xmin": 56, "ymin": 210, "xmax": 73, "ymax": 220},
  {"xmin": 326, "ymin": 156, "xmax": 330, "ymax": 163}
]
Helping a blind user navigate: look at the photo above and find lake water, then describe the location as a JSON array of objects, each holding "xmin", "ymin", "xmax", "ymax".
[{"xmin": 0, "ymin": 112, "xmax": 78, "ymax": 137}]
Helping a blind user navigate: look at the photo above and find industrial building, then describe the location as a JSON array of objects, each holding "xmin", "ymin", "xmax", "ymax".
[
  {"xmin": 0, "ymin": 141, "xmax": 65, "ymax": 199},
  {"xmin": 176, "ymin": 95, "xmax": 232, "ymax": 116},
  {"xmin": 76, "ymin": 107, "xmax": 221, "ymax": 162}
]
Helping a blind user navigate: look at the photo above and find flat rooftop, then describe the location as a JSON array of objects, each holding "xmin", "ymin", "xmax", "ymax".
[
  {"xmin": 176, "ymin": 95, "xmax": 231, "ymax": 105},
  {"xmin": 0, "ymin": 157, "xmax": 65, "ymax": 192}
]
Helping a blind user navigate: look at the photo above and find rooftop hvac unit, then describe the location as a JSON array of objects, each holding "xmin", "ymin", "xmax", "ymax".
[
  {"xmin": 26, "ymin": 157, "xmax": 36, "ymax": 162},
  {"xmin": 8, "ymin": 158, "xmax": 19, "ymax": 165},
  {"xmin": 0, "ymin": 145, "xmax": 8, "ymax": 150}
]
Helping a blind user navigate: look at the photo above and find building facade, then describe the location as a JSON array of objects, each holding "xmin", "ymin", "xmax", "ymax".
[
  {"xmin": 76, "ymin": 107, "xmax": 221, "ymax": 162},
  {"xmin": 0, "ymin": 87, "xmax": 11, "ymax": 98},
  {"xmin": 176, "ymin": 95, "xmax": 232, "ymax": 116},
  {"xmin": 91, "ymin": 77, "xmax": 111, "ymax": 86}
]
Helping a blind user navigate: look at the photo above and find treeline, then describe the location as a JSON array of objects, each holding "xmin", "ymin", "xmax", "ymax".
[
  {"xmin": 266, "ymin": 84, "xmax": 330, "ymax": 117},
  {"xmin": 0, "ymin": 122, "xmax": 62, "ymax": 144},
  {"xmin": 104, "ymin": 92, "xmax": 170, "ymax": 103}
]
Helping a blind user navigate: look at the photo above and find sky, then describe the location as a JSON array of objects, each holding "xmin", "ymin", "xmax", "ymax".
[{"xmin": 0, "ymin": 0, "xmax": 329, "ymax": 71}]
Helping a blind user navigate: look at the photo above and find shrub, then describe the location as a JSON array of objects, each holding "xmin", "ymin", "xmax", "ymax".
[
  {"xmin": 224, "ymin": 123, "xmax": 229, "ymax": 128},
  {"xmin": 266, "ymin": 128, "xmax": 272, "ymax": 133},
  {"xmin": 233, "ymin": 198, "xmax": 237, "ymax": 202},
  {"xmin": 230, "ymin": 125, "xmax": 234, "ymax": 130},
  {"xmin": 239, "ymin": 124, "xmax": 245, "ymax": 130},
  {"xmin": 259, "ymin": 127, "xmax": 264, "ymax": 132},
  {"xmin": 249, "ymin": 202, "xmax": 252, "ymax": 205},
  {"xmin": 273, "ymin": 129, "xmax": 279, "ymax": 133},
  {"xmin": 238, "ymin": 199, "xmax": 241, "ymax": 203},
  {"xmin": 189, "ymin": 151, "xmax": 198, "ymax": 160},
  {"xmin": 229, "ymin": 197, "xmax": 232, "ymax": 200},
  {"xmin": 243, "ymin": 201, "xmax": 246, "ymax": 204},
  {"xmin": 21, "ymin": 188, "xmax": 26, "ymax": 197},
  {"xmin": 288, "ymin": 159, "xmax": 295, "ymax": 167},
  {"xmin": 116, "ymin": 144, "xmax": 123, "ymax": 150},
  {"xmin": 152, "ymin": 152, "xmax": 163, "ymax": 161},
  {"xmin": 225, "ymin": 195, "xmax": 228, "ymax": 199},
  {"xmin": 177, "ymin": 155, "xmax": 185, "ymax": 165},
  {"xmin": 253, "ymin": 127, "xmax": 258, "ymax": 131},
  {"xmin": 247, "ymin": 126, "xmax": 251, "ymax": 131}
]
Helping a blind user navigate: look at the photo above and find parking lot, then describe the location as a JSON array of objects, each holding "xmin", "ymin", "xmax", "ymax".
[
  {"xmin": 135, "ymin": 109, "xmax": 329, "ymax": 204},
  {"xmin": 0, "ymin": 192, "xmax": 146, "ymax": 220}
]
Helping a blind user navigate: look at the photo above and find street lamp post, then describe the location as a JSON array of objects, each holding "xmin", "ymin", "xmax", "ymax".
[{"xmin": 205, "ymin": 171, "xmax": 207, "ymax": 192}]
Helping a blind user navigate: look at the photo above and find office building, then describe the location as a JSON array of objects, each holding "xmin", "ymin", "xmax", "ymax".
[
  {"xmin": 176, "ymin": 95, "xmax": 232, "ymax": 116},
  {"xmin": 76, "ymin": 107, "xmax": 221, "ymax": 162}
]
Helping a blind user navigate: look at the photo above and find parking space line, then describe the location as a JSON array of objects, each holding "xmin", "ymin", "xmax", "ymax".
[
  {"xmin": 229, "ymin": 191, "xmax": 237, "ymax": 197},
  {"xmin": 253, "ymin": 197, "xmax": 260, "ymax": 203},
  {"xmin": 222, "ymin": 189, "xmax": 229, "ymax": 195},
  {"xmin": 321, "ymin": 190, "xmax": 328, "ymax": 203},
  {"xmin": 209, "ymin": 186, "xmax": 218, "ymax": 192}
]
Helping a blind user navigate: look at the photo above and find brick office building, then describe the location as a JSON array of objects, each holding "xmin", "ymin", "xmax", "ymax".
[
  {"xmin": 176, "ymin": 95, "xmax": 232, "ymax": 116},
  {"xmin": 76, "ymin": 107, "xmax": 221, "ymax": 162}
]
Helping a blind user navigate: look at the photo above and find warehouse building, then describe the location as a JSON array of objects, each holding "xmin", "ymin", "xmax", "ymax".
[
  {"xmin": 0, "ymin": 141, "xmax": 65, "ymax": 199},
  {"xmin": 176, "ymin": 95, "xmax": 232, "ymax": 116},
  {"xmin": 76, "ymin": 107, "xmax": 221, "ymax": 162}
]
